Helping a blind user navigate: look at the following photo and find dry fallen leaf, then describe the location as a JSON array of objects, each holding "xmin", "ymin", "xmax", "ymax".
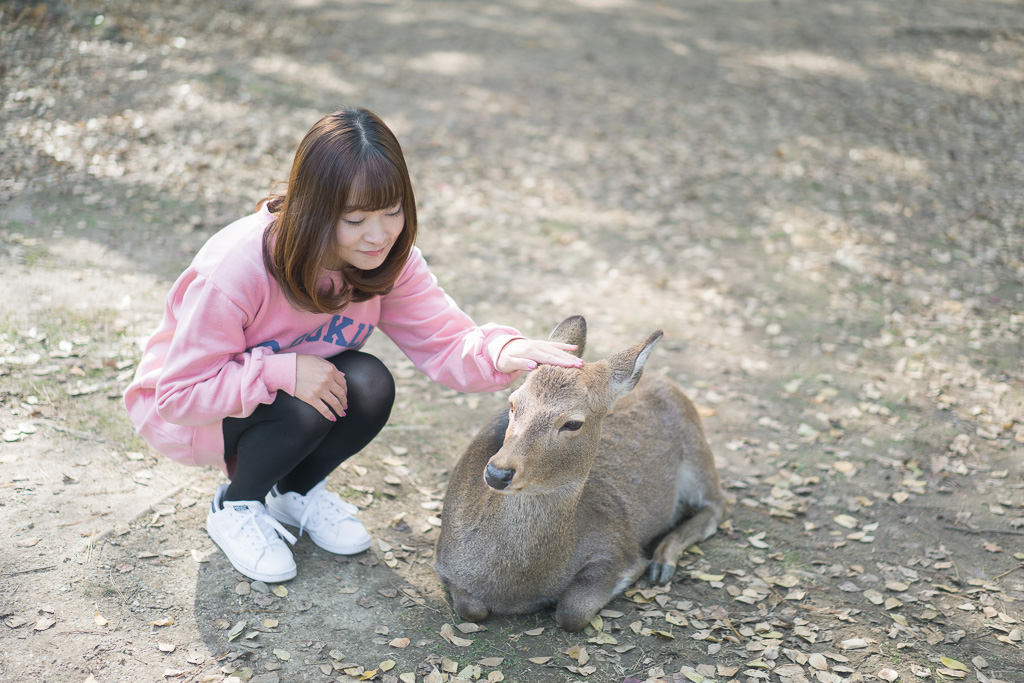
[
  {"xmin": 589, "ymin": 631, "xmax": 618, "ymax": 645},
  {"xmin": 459, "ymin": 665, "xmax": 483, "ymax": 679},
  {"xmin": 565, "ymin": 645, "xmax": 589, "ymax": 666},
  {"xmin": 528, "ymin": 657, "xmax": 552, "ymax": 665},
  {"xmin": 774, "ymin": 665, "xmax": 806, "ymax": 679},
  {"xmin": 456, "ymin": 622, "xmax": 486, "ymax": 633},
  {"xmin": 833, "ymin": 514, "xmax": 859, "ymax": 529},
  {"xmin": 390, "ymin": 637, "xmax": 411, "ymax": 648},
  {"xmin": 33, "ymin": 617, "xmax": 55, "ymax": 632},
  {"xmin": 158, "ymin": 642, "xmax": 175, "ymax": 653},
  {"xmin": 190, "ymin": 548, "xmax": 213, "ymax": 563},
  {"xmin": 273, "ymin": 648, "xmax": 290, "ymax": 661},
  {"xmin": 666, "ymin": 612, "xmax": 687, "ymax": 627},
  {"xmin": 440, "ymin": 623, "xmax": 473, "ymax": 647},
  {"xmin": 524, "ymin": 627, "xmax": 545, "ymax": 636},
  {"xmin": 808, "ymin": 653, "xmax": 828, "ymax": 671},
  {"xmin": 695, "ymin": 404, "xmax": 717, "ymax": 418},
  {"xmin": 646, "ymin": 629, "xmax": 676, "ymax": 640},
  {"xmin": 227, "ymin": 620, "xmax": 246, "ymax": 641},
  {"xmin": 877, "ymin": 668, "xmax": 899, "ymax": 681},
  {"xmin": 149, "ymin": 616, "xmax": 174, "ymax": 627},
  {"xmin": 939, "ymin": 657, "xmax": 967, "ymax": 671},
  {"xmin": 478, "ymin": 657, "xmax": 504, "ymax": 667},
  {"xmin": 272, "ymin": 585, "xmax": 288, "ymax": 597},
  {"xmin": 833, "ymin": 460, "xmax": 856, "ymax": 476},
  {"xmin": 94, "ymin": 612, "xmax": 108, "ymax": 627}
]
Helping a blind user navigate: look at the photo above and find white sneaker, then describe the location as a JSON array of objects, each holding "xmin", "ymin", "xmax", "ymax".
[
  {"xmin": 266, "ymin": 479, "xmax": 371, "ymax": 555},
  {"xmin": 206, "ymin": 484, "xmax": 298, "ymax": 583}
]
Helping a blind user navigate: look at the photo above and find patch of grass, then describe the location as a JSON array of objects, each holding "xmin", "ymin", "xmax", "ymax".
[
  {"xmin": 0, "ymin": 306, "xmax": 146, "ymax": 448},
  {"xmin": 774, "ymin": 550, "xmax": 804, "ymax": 569}
]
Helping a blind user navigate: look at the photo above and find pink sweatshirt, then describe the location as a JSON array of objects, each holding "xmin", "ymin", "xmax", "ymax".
[{"xmin": 124, "ymin": 204, "xmax": 524, "ymax": 475}]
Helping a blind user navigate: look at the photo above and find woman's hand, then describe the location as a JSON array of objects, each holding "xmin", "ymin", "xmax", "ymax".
[
  {"xmin": 293, "ymin": 354, "xmax": 348, "ymax": 421},
  {"xmin": 496, "ymin": 339, "xmax": 584, "ymax": 374}
]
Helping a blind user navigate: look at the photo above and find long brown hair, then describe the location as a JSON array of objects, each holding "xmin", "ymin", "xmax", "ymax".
[{"xmin": 261, "ymin": 108, "xmax": 418, "ymax": 313}]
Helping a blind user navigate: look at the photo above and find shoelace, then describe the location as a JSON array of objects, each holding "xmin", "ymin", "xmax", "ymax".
[
  {"xmin": 231, "ymin": 503, "xmax": 298, "ymax": 547},
  {"xmin": 296, "ymin": 488, "xmax": 359, "ymax": 538}
]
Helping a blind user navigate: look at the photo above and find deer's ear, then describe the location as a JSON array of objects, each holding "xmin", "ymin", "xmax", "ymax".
[
  {"xmin": 607, "ymin": 330, "xmax": 663, "ymax": 402},
  {"xmin": 548, "ymin": 315, "xmax": 587, "ymax": 358}
]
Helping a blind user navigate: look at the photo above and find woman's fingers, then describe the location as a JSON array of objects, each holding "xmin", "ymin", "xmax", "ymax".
[
  {"xmin": 530, "ymin": 341, "xmax": 583, "ymax": 368},
  {"xmin": 322, "ymin": 371, "xmax": 347, "ymax": 418},
  {"xmin": 304, "ymin": 396, "xmax": 336, "ymax": 422},
  {"xmin": 544, "ymin": 349, "xmax": 584, "ymax": 368},
  {"xmin": 497, "ymin": 339, "xmax": 584, "ymax": 373},
  {"xmin": 335, "ymin": 372, "xmax": 348, "ymax": 412},
  {"xmin": 294, "ymin": 355, "xmax": 349, "ymax": 420}
]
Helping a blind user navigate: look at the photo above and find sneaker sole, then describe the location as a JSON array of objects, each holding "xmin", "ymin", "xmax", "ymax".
[
  {"xmin": 206, "ymin": 514, "xmax": 297, "ymax": 583},
  {"xmin": 267, "ymin": 508, "xmax": 371, "ymax": 555}
]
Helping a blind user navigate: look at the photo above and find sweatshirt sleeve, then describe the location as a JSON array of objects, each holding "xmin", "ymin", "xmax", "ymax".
[
  {"xmin": 154, "ymin": 273, "xmax": 297, "ymax": 426},
  {"xmin": 376, "ymin": 248, "xmax": 525, "ymax": 393}
]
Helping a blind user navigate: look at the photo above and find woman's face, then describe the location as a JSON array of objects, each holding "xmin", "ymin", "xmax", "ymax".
[{"xmin": 329, "ymin": 201, "xmax": 405, "ymax": 271}]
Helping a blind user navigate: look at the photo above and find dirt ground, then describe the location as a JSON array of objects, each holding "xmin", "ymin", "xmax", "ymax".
[{"xmin": 2, "ymin": 0, "xmax": 1023, "ymax": 681}]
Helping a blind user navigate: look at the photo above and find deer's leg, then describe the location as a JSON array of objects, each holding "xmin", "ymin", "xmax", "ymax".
[
  {"xmin": 556, "ymin": 556, "xmax": 646, "ymax": 632},
  {"xmin": 445, "ymin": 581, "xmax": 490, "ymax": 623},
  {"xmin": 649, "ymin": 497, "xmax": 729, "ymax": 583}
]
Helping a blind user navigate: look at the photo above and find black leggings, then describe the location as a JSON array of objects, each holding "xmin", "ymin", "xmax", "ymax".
[{"xmin": 221, "ymin": 351, "xmax": 395, "ymax": 503}]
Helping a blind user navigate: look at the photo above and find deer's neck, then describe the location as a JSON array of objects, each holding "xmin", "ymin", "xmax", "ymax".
[{"xmin": 493, "ymin": 484, "xmax": 584, "ymax": 548}]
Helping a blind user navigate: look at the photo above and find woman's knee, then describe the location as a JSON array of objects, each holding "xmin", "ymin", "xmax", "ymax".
[
  {"xmin": 275, "ymin": 390, "xmax": 336, "ymax": 436},
  {"xmin": 227, "ymin": 391, "xmax": 333, "ymax": 464},
  {"xmin": 333, "ymin": 352, "xmax": 395, "ymax": 418}
]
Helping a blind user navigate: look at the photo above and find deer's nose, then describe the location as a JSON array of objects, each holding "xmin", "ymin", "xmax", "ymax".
[{"xmin": 484, "ymin": 463, "xmax": 515, "ymax": 490}]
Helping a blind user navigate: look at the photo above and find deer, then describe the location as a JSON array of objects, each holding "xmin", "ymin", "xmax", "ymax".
[{"xmin": 433, "ymin": 316, "xmax": 731, "ymax": 632}]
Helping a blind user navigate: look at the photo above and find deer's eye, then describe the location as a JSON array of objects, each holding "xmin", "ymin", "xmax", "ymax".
[{"xmin": 560, "ymin": 420, "xmax": 584, "ymax": 433}]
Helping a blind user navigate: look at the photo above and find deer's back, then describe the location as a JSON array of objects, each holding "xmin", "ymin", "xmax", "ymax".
[{"xmin": 582, "ymin": 373, "xmax": 713, "ymax": 547}]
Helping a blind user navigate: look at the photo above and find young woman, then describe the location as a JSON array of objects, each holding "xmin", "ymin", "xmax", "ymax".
[{"xmin": 124, "ymin": 108, "xmax": 582, "ymax": 583}]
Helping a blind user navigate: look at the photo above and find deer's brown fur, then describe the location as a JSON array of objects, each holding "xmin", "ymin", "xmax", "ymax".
[{"xmin": 434, "ymin": 316, "xmax": 730, "ymax": 631}]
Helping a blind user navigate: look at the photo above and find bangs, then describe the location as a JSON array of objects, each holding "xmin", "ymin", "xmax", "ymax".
[{"xmin": 345, "ymin": 154, "xmax": 406, "ymax": 211}]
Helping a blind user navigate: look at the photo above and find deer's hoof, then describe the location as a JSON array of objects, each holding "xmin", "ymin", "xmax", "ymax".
[
  {"xmin": 555, "ymin": 609, "xmax": 591, "ymax": 633},
  {"xmin": 648, "ymin": 561, "xmax": 676, "ymax": 583},
  {"xmin": 454, "ymin": 602, "xmax": 489, "ymax": 623}
]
